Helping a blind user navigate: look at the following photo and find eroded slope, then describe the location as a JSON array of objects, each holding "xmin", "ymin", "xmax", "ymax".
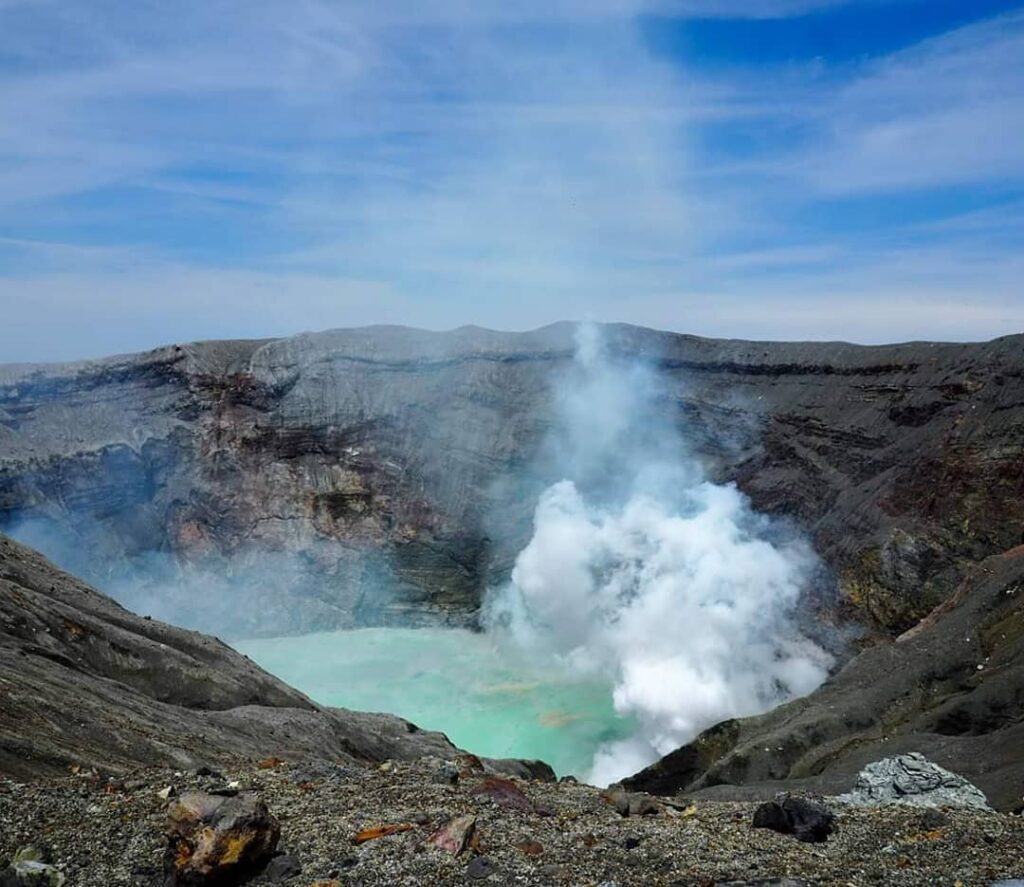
[{"xmin": 1, "ymin": 324, "xmax": 1021, "ymax": 638}]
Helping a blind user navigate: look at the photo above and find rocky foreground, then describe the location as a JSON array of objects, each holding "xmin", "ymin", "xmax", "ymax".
[{"xmin": 2, "ymin": 755, "xmax": 1023, "ymax": 887}]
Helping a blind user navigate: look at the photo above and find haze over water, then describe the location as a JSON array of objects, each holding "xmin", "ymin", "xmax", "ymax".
[
  {"xmin": 237, "ymin": 327, "xmax": 832, "ymax": 784},
  {"xmin": 236, "ymin": 627, "xmax": 635, "ymax": 779}
]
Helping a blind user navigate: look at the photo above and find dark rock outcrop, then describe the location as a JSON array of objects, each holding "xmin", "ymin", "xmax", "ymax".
[
  {"xmin": 0, "ymin": 534, "xmax": 541, "ymax": 781},
  {"xmin": 1, "ymin": 324, "xmax": 1022, "ymax": 639},
  {"xmin": 751, "ymin": 796, "xmax": 835, "ymax": 843},
  {"xmin": 622, "ymin": 546, "xmax": 1024, "ymax": 811}
]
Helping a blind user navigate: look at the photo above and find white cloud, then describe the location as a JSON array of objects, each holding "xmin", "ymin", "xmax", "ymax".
[
  {"xmin": 794, "ymin": 12, "xmax": 1024, "ymax": 192},
  {"xmin": 0, "ymin": 1, "xmax": 1022, "ymax": 358}
]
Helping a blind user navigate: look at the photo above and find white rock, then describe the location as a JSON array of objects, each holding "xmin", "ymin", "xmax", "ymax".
[{"xmin": 837, "ymin": 752, "xmax": 992, "ymax": 811}]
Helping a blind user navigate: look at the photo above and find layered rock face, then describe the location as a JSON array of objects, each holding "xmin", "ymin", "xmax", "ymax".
[
  {"xmin": 622, "ymin": 545, "xmax": 1024, "ymax": 811},
  {"xmin": 1, "ymin": 323, "xmax": 1022, "ymax": 639},
  {"xmin": 0, "ymin": 533, "xmax": 556, "ymax": 781},
  {"xmin": 0, "ymin": 533, "xmax": 459, "ymax": 779}
]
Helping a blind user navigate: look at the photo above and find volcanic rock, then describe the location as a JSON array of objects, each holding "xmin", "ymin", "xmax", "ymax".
[
  {"xmin": 2, "ymin": 322, "xmax": 1024, "ymax": 820},
  {"xmin": 0, "ymin": 534, "xmax": 538, "ymax": 781},
  {"xmin": 604, "ymin": 789, "xmax": 663, "ymax": 817},
  {"xmin": 262, "ymin": 854, "xmax": 302, "ymax": 882},
  {"xmin": 427, "ymin": 815, "xmax": 476, "ymax": 856},
  {"xmin": 4, "ymin": 757, "xmax": 1024, "ymax": 885},
  {"xmin": 751, "ymin": 796, "xmax": 835, "ymax": 843},
  {"xmin": 2, "ymin": 324, "xmax": 1022, "ymax": 641},
  {"xmin": 0, "ymin": 848, "xmax": 65, "ymax": 886},
  {"xmin": 465, "ymin": 856, "xmax": 498, "ymax": 880},
  {"xmin": 469, "ymin": 776, "xmax": 554, "ymax": 816},
  {"xmin": 165, "ymin": 791, "xmax": 279, "ymax": 885},
  {"xmin": 837, "ymin": 753, "xmax": 992, "ymax": 810}
]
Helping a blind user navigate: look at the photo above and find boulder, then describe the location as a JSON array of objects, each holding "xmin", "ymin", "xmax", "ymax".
[
  {"xmin": 165, "ymin": 791, "xmax": 280, "ymax": 886},
  {"xmin": 263, "ymin": 854, "xmax": 302, "ymax": 882},
  {"xmin": 837, "ymin": 753, "xmax": 992, "ymax": 811},
  {"xmin": 752, "ymin": 796, "xmax": 835, "ymax": 843},
  {"xmin": 468, "ymin": 776, "xmax": 554, "ymax": 816}
]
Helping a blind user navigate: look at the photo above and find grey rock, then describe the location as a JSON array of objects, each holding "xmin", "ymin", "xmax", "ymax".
[
  {"xmin": 606, "ymin": 789, "xmax": 662, "ymax": 817},
  {"xmin": 0, "ymin": 849, "xmax": 65, "ymax": 886},
  {"xmin": 432, "ymin": 761, "xmax": 459, "ymax": 786},
  {"xmin": 466, "ymin": 856, "xmax": 498, "ymax": 880},
  {"xmin": 482, "ymin": 757, "xmax": 557, "ymax": 783},
  {"xmin": 263, "ymin": 854, "xmax": 302, "ymax": 881},
  {"xmin": 0, "ymin": 535, "xmax": 534, "ymax": 780},
  {"xmin": 837, "ymin": 753, "xmax": 992, "ymax": 810}
]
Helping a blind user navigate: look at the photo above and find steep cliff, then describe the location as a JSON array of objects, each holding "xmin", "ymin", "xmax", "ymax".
[
  {"xmin": 622, "ymin": 544, "xmax": 1024, "ymax": 812},
  {"xmin": 1, "ymin": 323, "xmax": 1022, "ymax": 638},
  {"xmin": 0, "ymin": 533, "xmax": 557, "ymax": 781},
  {"xmin": 0, "ymin": 533, "xmax": 456, "ymax": 778}
]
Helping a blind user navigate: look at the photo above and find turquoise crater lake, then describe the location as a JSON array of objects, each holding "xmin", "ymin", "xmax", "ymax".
[{"xmin": 234, "ymin": 627, "xmax": 635, "ymax": 779}]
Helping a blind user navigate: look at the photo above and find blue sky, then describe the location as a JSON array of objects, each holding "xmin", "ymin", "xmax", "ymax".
[{"xmin": 1, "ymin": 0, "xmax": 1022, "ymax": 361}]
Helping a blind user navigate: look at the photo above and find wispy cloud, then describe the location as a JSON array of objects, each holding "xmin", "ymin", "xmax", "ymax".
[
  {"xmin": 0, "ymin": 0, "xmax": 1021, "ymax": 361},
  {"xmin": 797, "ymin": 12, "xmax": 1024, "ymax": 192}
]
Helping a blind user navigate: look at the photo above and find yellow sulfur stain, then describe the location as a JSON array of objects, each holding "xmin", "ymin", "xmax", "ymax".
[
  {"xmin": 219, "ymin": 831, "xmax": 256, "ymax": 865},
  {"xmin": 900, "ymin": 828, "xmax": 945, "ymax": 845}
]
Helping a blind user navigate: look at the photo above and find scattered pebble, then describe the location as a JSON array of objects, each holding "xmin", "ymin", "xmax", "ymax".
[{"xmin": 1, "ymin": 758, "xmax": 1023, "ymax": 886}]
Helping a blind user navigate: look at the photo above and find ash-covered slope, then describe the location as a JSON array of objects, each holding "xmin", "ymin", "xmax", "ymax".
[
  {"xmin": 1, "ymin": 323, "xmax": 1022, "ymax": 638},
  {"xmin": 0, "ymin": 533, "xmax": 463, "ymax": 779},
  {"xmin": 623, "ymin": 544, "xmax": 1024, "ymax": 812}
]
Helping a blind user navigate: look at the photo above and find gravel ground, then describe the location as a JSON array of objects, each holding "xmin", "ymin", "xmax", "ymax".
[{"xmin": 2, "ymin": 757, "xmax": 1022, "ymax": 886}]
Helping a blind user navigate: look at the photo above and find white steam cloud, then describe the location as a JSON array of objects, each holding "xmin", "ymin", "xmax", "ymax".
[{"xmin": 486, "ymin": 324, "xmax": 832, "ymax": 785}]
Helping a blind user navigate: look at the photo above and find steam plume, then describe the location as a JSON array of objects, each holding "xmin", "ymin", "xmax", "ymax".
[{"xmin": 486, "ymin": 324, "xmax": 832, "ymax": 785}]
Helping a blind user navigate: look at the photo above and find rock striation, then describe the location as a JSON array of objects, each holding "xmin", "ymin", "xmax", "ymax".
[
  {"xmin": 1, "ymin": 323, "xmax": 1022, "ymax": 638},
  {"xmin": 1, "ymin": 322, "xmax": 1023, "ymax": 814},
  {"xmin": 837, "ymin": 753, "xmax": 992, "ymax": 810},
  {"xmin": 0, "ymin": 534, "xmax": 547, "ymax": 781},
  {"xmin": 622, "ymin": 545, "xmax": 1024, "ymax": 811}
]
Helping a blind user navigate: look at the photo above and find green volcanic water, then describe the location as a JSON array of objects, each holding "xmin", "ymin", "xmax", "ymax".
[{"xmin": 235, "ymin": 627, "xmax": 634, "ymax": 778}]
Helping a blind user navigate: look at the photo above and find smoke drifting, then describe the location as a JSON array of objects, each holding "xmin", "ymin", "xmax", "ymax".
[
  {"xmin": 486, "ymin": 324, "xmax": 832, "ymax": 785},
  {"xmin": 4, "ymin": 516, "xmax": 411, "ymax": 639}
]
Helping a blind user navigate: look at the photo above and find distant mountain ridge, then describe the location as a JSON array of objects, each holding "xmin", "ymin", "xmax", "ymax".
[{"xmin": 1, "ymin": 322, "xmax": 1022, "ymax": 640}]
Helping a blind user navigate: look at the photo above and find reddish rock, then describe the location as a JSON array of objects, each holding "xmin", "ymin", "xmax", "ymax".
[
  {"xmin": 470, "ymin": 776, "xmax": 554, "ymax": 816},
  {"xmin": 351, "ymin": 823, "xmax": 414, "ymax": 845},
  {"xmin": 427, "ymin": 815, "xmax": 476, "ymax": 856}
]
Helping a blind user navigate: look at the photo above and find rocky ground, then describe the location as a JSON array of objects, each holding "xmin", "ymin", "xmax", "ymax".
[{"xmin": 2, "ymin": 756, "xmax": 1023, "ymax": 887}]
